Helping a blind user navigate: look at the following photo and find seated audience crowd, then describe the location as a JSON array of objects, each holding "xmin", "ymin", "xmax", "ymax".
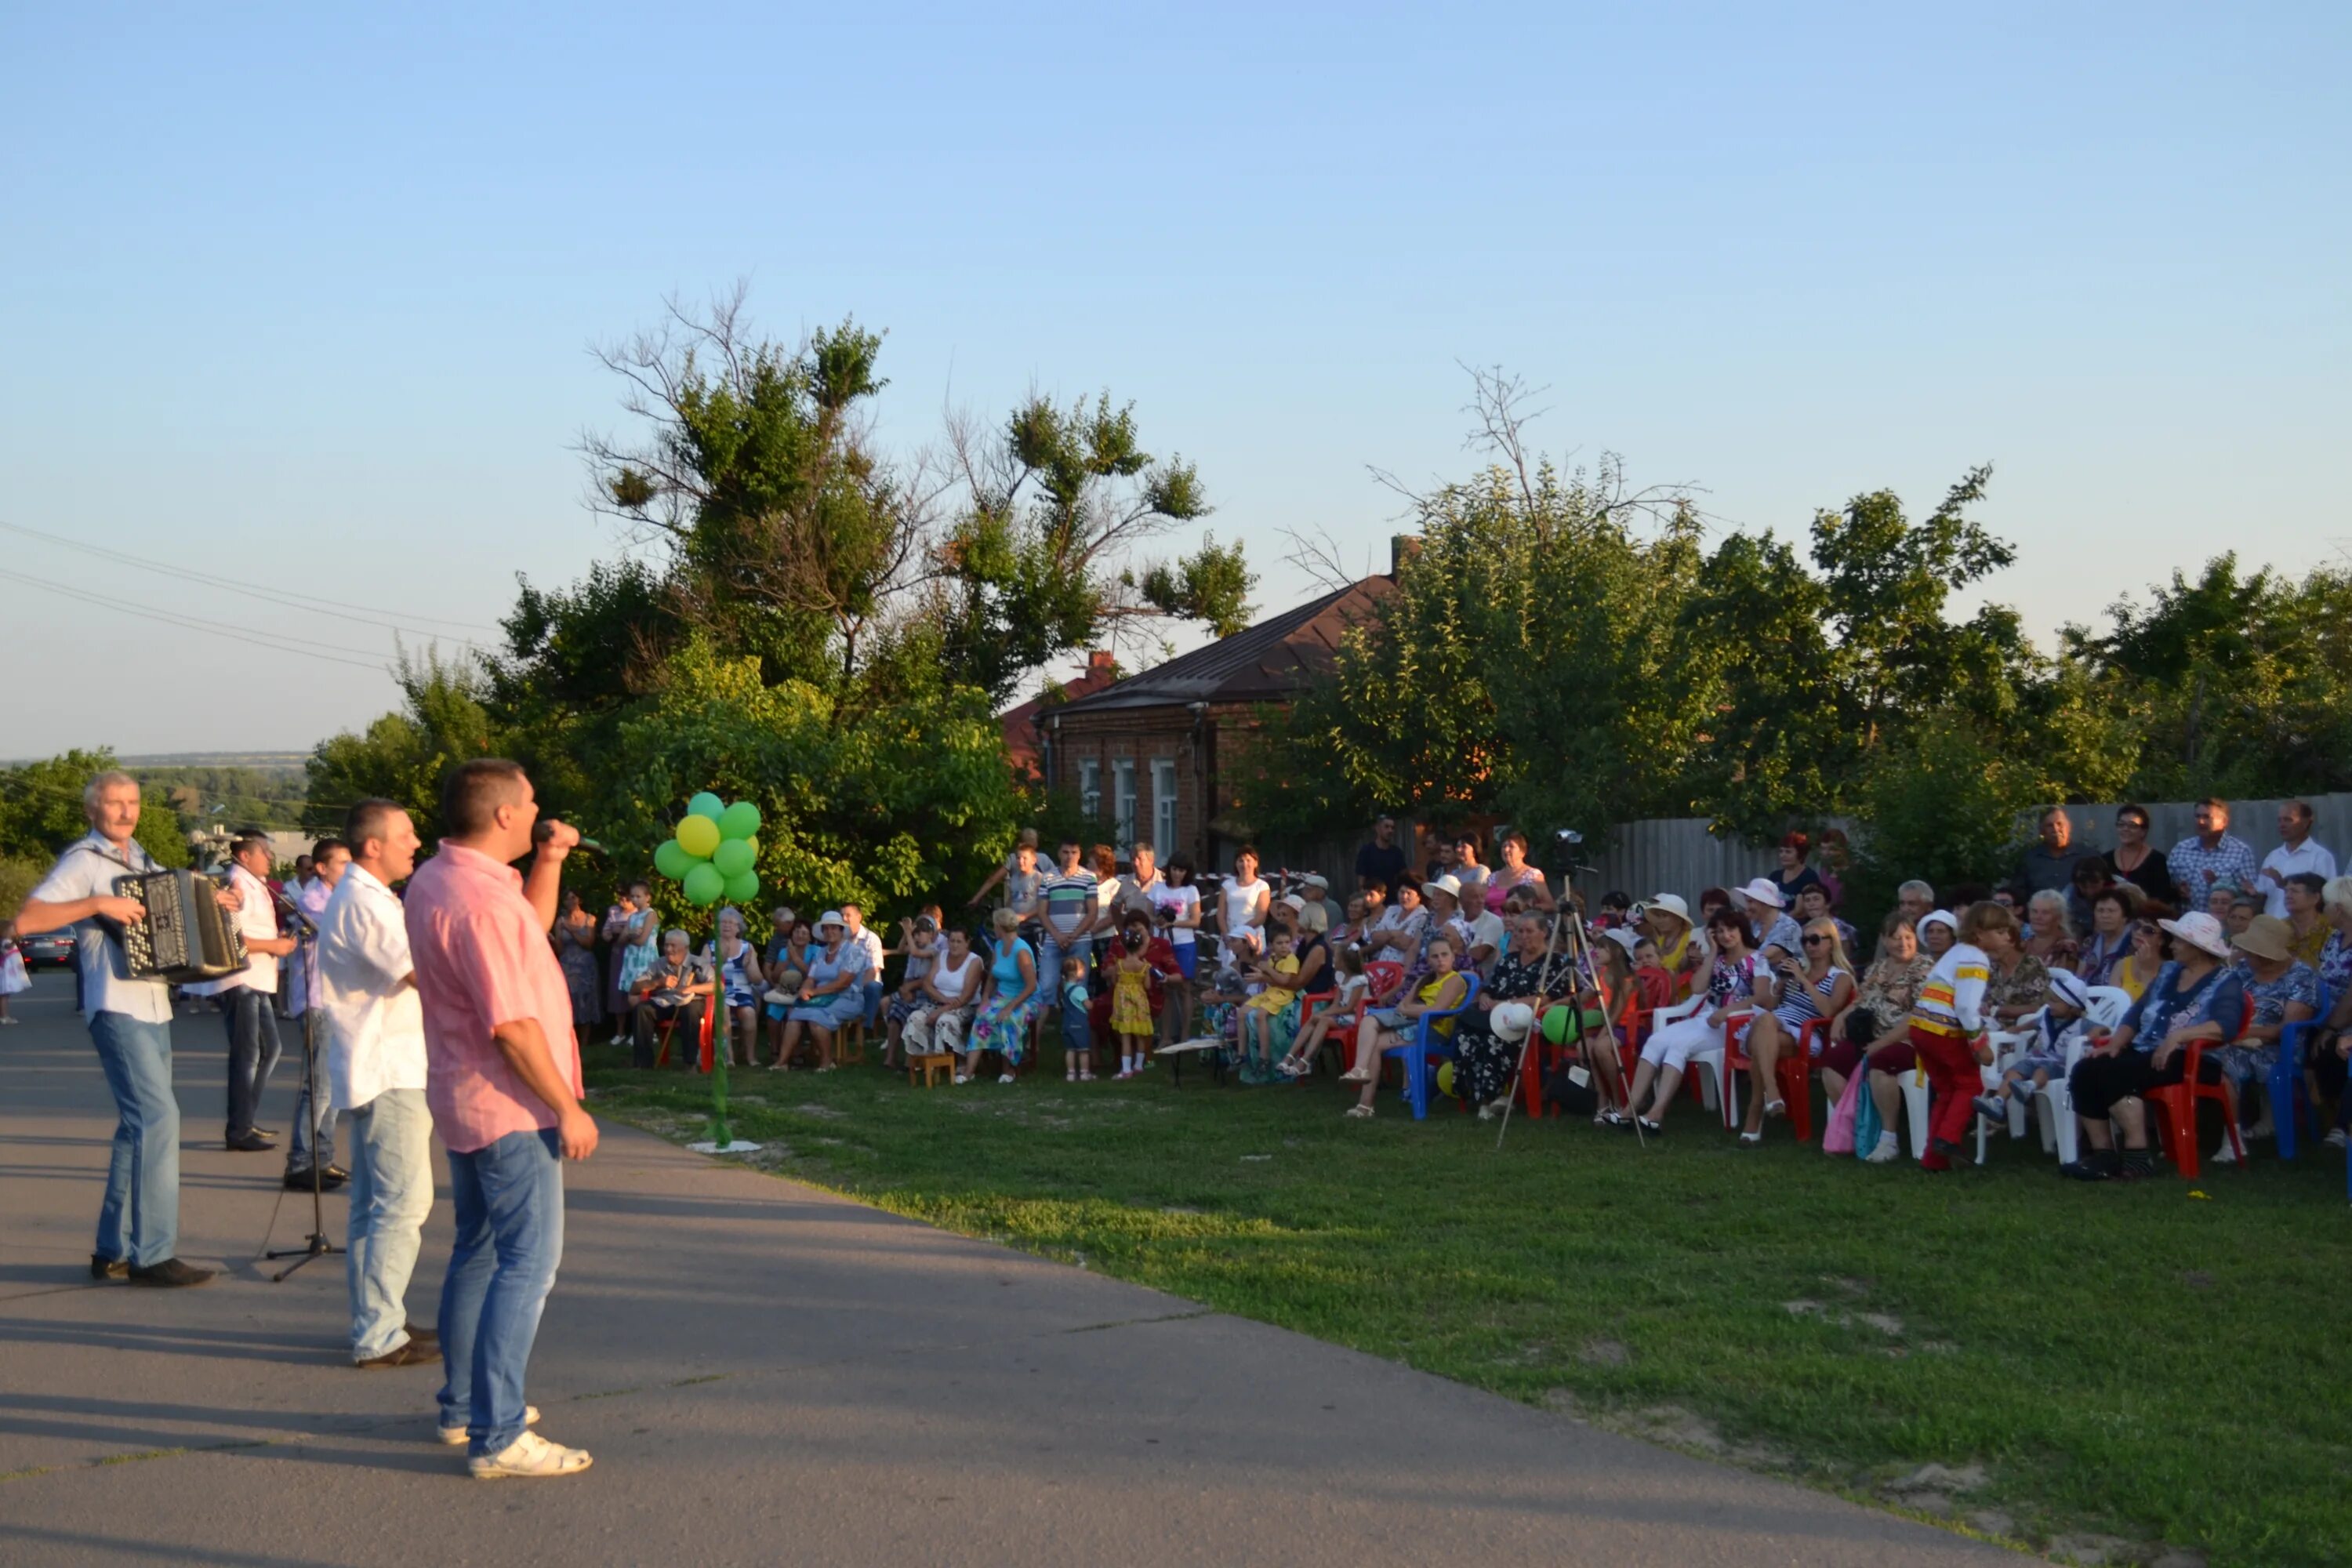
[{"xmin": 575, "ymin": 799, "xmax": 2352, "ymax": 1185}]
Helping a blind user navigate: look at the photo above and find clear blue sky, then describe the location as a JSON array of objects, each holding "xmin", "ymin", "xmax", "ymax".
[{"xmin": 4, "ymin": 2, "xmax": 2345, "ymax": 756}]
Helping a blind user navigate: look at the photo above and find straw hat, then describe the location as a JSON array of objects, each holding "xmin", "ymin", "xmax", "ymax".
[
  {"xmin": 1645, "ymin": 892, "xmax": 1692, "ymax": 926},
  {"xmin": 2158, "ymin": 910, "xmax": 2233, "ymax": 960},
  {"xmin": 1737, "ymin": 878, "xmax": 1785, "ymax": 910},
  {"xmin": 2230, "ymin": 913, "xmax": 2293, "ymax": 964}
]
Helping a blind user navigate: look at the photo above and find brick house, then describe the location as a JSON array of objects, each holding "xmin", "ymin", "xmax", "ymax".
[
  {"xmin": 1033, "ymin": 572, "xmax": 1395, "ymax": 872},
  {"xmin": 999, "ymin": 649, "xmax": 1123, "ymax": 779}
]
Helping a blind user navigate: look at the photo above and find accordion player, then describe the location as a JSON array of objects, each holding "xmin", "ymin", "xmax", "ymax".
[{"xmin": 105, "ymin": 869, "xmax": 252, "ymax": 985}]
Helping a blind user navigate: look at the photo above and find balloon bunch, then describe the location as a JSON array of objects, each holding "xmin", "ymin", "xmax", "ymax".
[{"xmin": 654, "ymin": 792, "xmax": 761, "ymax": 908}]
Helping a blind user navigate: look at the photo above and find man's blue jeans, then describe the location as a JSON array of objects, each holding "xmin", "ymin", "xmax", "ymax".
[
  {"xmin": 285, "ymin": 1011, "xmax": 336, "ymax": 1172},
  {"xmin": 221, "ymin": 986, "xmax": 282, "ymax": 1138},
  {"xmin": 437, "ymin": 1128, "xmax": 564, "ymax": 1457},
  {"xmin": 346, "ymin": 1088, "xmax": 434, "ymax": 1361},
  {"xmin": 88, "ymin": 1012, "xmax": 180, "ymax": 1267}
]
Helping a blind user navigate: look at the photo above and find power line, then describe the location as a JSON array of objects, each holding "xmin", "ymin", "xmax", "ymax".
[
  {"xmin": 0, "ymin": 568, "xmax": 398, "ymax": 671},
  {"xmin": 0, "ymin": 518, "xmax": 505, "ymax": 641}
]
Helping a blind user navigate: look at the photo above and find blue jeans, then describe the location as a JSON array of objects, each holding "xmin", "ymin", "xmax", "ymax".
[
  {"xmin": 860, "ymin": 978, "xmax": 885, "ymax": 1028},
  {"xmin": 88, "ymin": 1012, "xmax": 180, "ymax": 1267},
  {"xmin": 221, "ymin": 986, "xmax": 282, "ymax": 1138},
  {"xmin": 346, "ymin": 1088, "xmax": 434, "ymax": 1361},
  {"xmin": 437, "ymin": 1129, "xmax": 564, "ymax": 1456},
  {"xmin": 285, "ymin": 1011, "xmax": 336, "ymax": 1171}
]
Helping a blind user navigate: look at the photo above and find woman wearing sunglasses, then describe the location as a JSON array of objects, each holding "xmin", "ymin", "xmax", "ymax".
[{"xmin": 1739, "ymin": 916, "xmax": 1856, "ymax": 1145}]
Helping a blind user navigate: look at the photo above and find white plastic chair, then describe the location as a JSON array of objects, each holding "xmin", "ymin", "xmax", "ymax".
[{"xmin": 1646, "ymin": 993, "xmax": 1724, "ymax": 1112}]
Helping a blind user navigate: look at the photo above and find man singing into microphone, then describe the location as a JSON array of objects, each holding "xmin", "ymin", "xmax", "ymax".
[
  {"xmin": 318, "ymin": 803, "xmax": 436, "ymax": 1368},
  {"xmin": 405, "ymin": 759, "xmax": 597, "ymax": 1479}
]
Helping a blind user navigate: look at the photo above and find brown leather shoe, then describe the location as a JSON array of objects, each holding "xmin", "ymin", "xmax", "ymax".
[
  {"xmin": 128, "ymin": 1258, "xmax": 216, "ymax": 1288},
  {"xmin": 355, "ymin": 1339, "xmax": 439, "ymax": 1369}
]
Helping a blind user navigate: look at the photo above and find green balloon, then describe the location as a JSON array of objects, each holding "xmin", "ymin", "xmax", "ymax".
[
  {"xmin": 723, "ymin": 868, "xmax": 760, "ymax": 903},
  {"xmin": 653, "ymin": 839, "xmax": 692, "ymax": 880},
  {"xmin": 682, "ymin": 863, "xmax": 725, "ymax": 907},
  {"xmin": 676, "ymin": 814, "xmax": 722, "ymax": 859},
  {"xmin": 718, "ymin": 800, "xmax": 761, "ymax": 840},
  {"xmin": 1541, "ymin": 1006, "xmax": 1573, "ymax": 1046},
  {"xmin": 712, "ymin": 837, "xmax": 756, "ymax": 878},
  {"xmin": 688, "ymin": 791, "xmax": 725, "ymax": 822}
]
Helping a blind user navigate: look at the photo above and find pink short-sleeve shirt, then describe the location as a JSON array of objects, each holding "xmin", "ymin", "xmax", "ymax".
[{"xmin": 403, "ymin": 840, "xmax": 580, "ymax": 1153}]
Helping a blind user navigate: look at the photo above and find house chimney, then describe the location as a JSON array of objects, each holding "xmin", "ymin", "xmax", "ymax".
[
  {"xmin": 1087, "ymin": 649, "xmax": 1116, "ymax": 675},
  {"xmin": 1389, "ymin": 534, "xmax": 1422, "ymax": 578}
]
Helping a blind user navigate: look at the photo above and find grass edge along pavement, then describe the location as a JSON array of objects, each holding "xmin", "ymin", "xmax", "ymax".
[{"xmin": 580, "ymin": 1044, "xmax": 2352, "ymax": 1568}]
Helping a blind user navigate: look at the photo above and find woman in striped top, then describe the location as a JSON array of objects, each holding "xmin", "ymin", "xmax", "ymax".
[{"xmin": 1739, "ymin": 916, "xmax": 1855, "ymax": 1145}]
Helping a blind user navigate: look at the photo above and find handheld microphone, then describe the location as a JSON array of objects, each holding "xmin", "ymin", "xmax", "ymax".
[{"xmin": 533, "ymin": 822, "xmax": 605, "ymax": 854}]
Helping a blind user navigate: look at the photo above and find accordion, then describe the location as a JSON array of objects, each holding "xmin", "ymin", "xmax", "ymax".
[{"xmin": 109, "ymin": 870, "xmax": 251, "ymax": 985}]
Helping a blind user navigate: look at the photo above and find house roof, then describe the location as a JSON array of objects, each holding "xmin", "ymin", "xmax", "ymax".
[
  {"xmin": 1053, "ymin": 575, "xmax": 1394, "ymax": 717},
  {"xmin": 1001, "ymin": 651, "xmax": 1123, "ymax": 771}
]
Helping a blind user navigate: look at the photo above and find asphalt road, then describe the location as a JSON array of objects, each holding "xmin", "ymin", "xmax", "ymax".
[{"xmin": 0, "ymin": 969, "xmax": 2008, "ymax": 1566}]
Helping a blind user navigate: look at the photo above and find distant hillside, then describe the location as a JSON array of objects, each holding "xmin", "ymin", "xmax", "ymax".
[{"xmin": 118, "ymin": 751, "xmax": 310, "ymax": 775}]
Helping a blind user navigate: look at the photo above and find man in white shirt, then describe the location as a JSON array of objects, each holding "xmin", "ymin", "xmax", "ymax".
[
  {"xmin": 2259, "ymin": 800, "xmax": 2338, "ymax": 920},
  {"xmin": 196, "ymin": 833, "xmax": 299, "ymax": 1154},
  {"xmin": 840, "ymin": 902, "xmax": 888, "ymax": 1025},
  {"xmin": 282, "ymin": 840, "xmax": 348, "ymax": 1189},
  {"xmin": 14, "ymin": 770, "xmax": 232, "ymax": 1287},
  {"xmin": 318, "ymin": 800, "xmax": 437, "ymax": 1368}
]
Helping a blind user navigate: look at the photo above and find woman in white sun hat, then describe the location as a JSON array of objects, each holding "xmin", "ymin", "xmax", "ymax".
[
  {"xmin": 2059, "ymin": 910, "xmax": 2244, "ymax": 1182},
  {"xmin": 1734, "ymin": 878, "xmax": 1803, "ymax": 964}
]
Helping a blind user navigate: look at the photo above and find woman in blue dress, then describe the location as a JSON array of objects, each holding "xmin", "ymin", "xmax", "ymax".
[
  {"xmin": 964, "ymin": 907, "xmax": 1040, "ymax": 1084},
  {"xmin": 775, "ymin": 911, "xmax": 869, "ymax": 1072}
]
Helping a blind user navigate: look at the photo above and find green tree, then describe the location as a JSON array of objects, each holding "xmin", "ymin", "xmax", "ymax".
[
  {"xmin": 573, "ymin": 289, "xmax": 1252, "ymax": 710},
  {"xmin": 2066, "ymin": 555, "xmax": 2352, "ymax": 799},
  {"xmin": 1239, "ymin": 455, "xmax": 1706, "ymax": 848},
  {"xmin": 0, "ymin": 750, "xmax": 190, "ymax": 867},
  {"xmin": 304, "ymin": 650, "xmax": 495, "ymax": 840},
  {"xmin": 1684, "ymin": 466, "xmax": 2039, "ymax": 837},
  {"xmin": 1844, "ymin": 714, "xmax": 2049, "ymax": 928},
  {"xmin": 601, "ymin": 640, "xmax": 1025, "ymax": 921}
]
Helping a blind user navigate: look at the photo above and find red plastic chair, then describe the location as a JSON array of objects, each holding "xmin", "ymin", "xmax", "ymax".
[
  {"xmin": 653, "ymin": 1002, "xmax": 714, "ymax": 1070},
  {"xmin": 1722, "ymin": 1014, "xmax": 1815, "ymax": 1142},
  {"xmin": 2147, "ymin": 1002, "xmax": 2252, "ymax": 1179}
]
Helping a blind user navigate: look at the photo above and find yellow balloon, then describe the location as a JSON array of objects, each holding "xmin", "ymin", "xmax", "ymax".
[{"xmin": 676, "ymin": 814, "xmax": 721, "ymax": 859}]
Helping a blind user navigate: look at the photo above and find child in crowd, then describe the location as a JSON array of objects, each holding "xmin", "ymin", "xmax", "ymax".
[
  {"xmin": 1276, "ymin": 944, "xmax": 1369, "ymax": 1079},
  {"xmin": 1630, "ymin": 937, "xmax": 1678, "ymax": 1014},
  {"xmin": 1237, "ymin": 927, "xmax": 1300, "ymax": 1080},
  {"xmin": 1108, "ymin": 931, "xmax": 1157, "ymax": 1081},
  {"xmin": 0, "ymin": 919, "xmax": 26, "ymax": 1025},
  {"xmin": 1060, "ymin": 955, "xmax": 1095, "ymax": 1082},
  {"xmin": 1975, "ymin": 968, "xmax": 2089, "ymax": 1124}
]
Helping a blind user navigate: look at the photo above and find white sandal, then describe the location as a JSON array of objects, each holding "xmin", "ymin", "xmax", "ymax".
[
  {"xmin": 468, "ymin": 1428, "xmax": 592, "ymax": 1479},
  {"xmin": 1343, "ymin": 1105, "xmax": 1374, "ymax": 1120},
  {"xmin": 997, "ymin": 1073, "xmax": 1017, "ymax": 1085}
]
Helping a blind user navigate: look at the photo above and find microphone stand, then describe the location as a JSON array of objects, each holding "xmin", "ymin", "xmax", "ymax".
[{"xmin": 261, "ymin": 894, "xmax": 342, "ymax": 1280}]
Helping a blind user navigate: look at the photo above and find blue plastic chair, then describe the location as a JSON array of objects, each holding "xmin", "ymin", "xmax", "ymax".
[
  {"xmin": 1382, "ymin": 973, "xmax": 1481, "ymax": 1120},
  {"xmin": 2274, "ymin": 984, "xmax": 2332, "ymax": 1161}
]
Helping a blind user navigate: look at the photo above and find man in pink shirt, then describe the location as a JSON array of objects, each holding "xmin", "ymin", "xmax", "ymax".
[{"xmin": 404, "ymin": 758, "xmax": 597, "ymax": 1479}]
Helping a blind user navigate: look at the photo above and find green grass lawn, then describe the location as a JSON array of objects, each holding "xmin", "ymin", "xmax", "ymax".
[{"xmin": 583, "ymin": 1042, "xmax": 2352, "ymax": 1567}]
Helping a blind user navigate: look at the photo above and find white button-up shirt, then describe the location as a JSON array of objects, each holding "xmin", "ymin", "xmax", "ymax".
[
  {"xmin": 28, "ymin": 832, "xmax": 173, "ymax": 1025},
  {"xmin": 318, "ymin": 863, "xmax": 429, "ymax": 1112},
  {"xmin": 189, "ymin": 863, "xmax": 280, "ymax": 996},
  {"xmin": 2260, "ymin": 837, "xmax": 2339, "ymax": 920}
]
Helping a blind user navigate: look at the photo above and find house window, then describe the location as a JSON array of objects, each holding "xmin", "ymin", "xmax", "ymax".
[
  {"xmin": 1113, "ymin": 759, "xmax": 1138, "ymax": 848},
  {"xmin": 1152, "ymin": 759, "xmax": 1178, "ymax": 860},
  {"xmin": 1078, "ymin": 758, "xmax": 1102, "ymax": 823}
]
